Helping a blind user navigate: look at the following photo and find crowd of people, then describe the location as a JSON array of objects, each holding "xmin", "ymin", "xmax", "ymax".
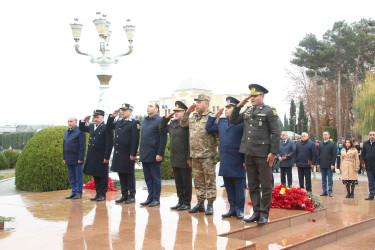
[{"xmin": 62, "ymin": 83, "xmax": 375, "ymax": 227}]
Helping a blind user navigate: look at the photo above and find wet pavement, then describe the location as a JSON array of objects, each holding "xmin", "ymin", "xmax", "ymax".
[{"xmin": 0, "ymin": 169, "xmax": 375, "ymax": 249}]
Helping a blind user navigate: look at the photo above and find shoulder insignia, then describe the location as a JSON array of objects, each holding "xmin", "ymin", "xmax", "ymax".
[
  {"xmin": 137, "ymin": 124, "xmax": 141, "ymax": 130},
  {"xmin": 272, "ymin": 109, "xmax": 277, "ymax": 116}
]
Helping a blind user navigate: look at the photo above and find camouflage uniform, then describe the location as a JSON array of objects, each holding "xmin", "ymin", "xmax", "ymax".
[{"xmin": 180, "ymin": 98, "xmax": 218, "ymax": 202}]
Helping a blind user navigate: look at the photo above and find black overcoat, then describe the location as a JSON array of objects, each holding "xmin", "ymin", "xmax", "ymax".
[
  {"xmin": 317, "ymin": 141, "xmax": 337, "ymax": 169},
  {"xmin": 107, "ymin": 115, "xmax": 140, "ymax": 174},
  {"xmin": 79, "ymin": 120, "xmax": 113, "ymax": 177},
  {"xmin": 361, "ymin": 140, "xmax": 375, "ymax": 171}
]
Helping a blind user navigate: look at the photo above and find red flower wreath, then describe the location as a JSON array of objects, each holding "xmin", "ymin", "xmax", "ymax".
[{"xmin": 83, "ymin": 177, "xmax": 118, "ymax": 192}]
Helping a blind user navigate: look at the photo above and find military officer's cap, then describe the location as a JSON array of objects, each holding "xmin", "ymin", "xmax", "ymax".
[
  {"xmin": 248, "ymin": 83, "xmax": 269, "ymax": 96},
  {"xmin": 194, "ymin": 94, "xmax": 211, "ymax": 102},
  {"xmin": 93, "ymin": 109, "xmax": 105, "ymax": 116},
  {"xmin": 225, "ymin": 96, "xmax": 240, "ymax": 107},
  {"xmin": 120, "ymin": 103, "xmax": 134, "ymax": 111},
  {"xmin": 173, "ymin": 101, "xmax": 188, "ymax": 111}
]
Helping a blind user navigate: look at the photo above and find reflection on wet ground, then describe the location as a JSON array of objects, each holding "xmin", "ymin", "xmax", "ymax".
[{"xmin": 0, "ymin": 179, "xmax": 374, "ymax": 249}]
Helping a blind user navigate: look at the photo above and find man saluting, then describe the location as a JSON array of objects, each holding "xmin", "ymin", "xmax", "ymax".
[
  {"xmin": 230, "ymin": 84, "xmax": 281, "ymax": 225},
  {"xmin": 79, "ymin": 110, "xmax": 113, "ymax": 201}
]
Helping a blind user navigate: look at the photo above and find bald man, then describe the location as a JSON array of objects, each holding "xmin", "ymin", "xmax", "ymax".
[{"xmin": 63, "ymin": 117, "xmax": 87, "ymax": 199}]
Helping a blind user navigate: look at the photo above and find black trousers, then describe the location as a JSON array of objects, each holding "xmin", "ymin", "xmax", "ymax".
[
  {"xmin": 173, "ymin": 167, "xmax": 192, "ymax": 205},
  {"xmin": 245, "ymin": 155, "xmax": 272, "ymax": 218},
  {"xmin": 297, "ymin": 167, "xmax": 312, "ymax": 192},
  {"xmin": 280, "ymin": 167, "xmax": 293, "ymax": 187},
  {"xmin": 93, "ymin": 175, "xmax": 108, "ymax": 197},
  {"xmin": 118, "ymin": 173, "xmax": 136, "ymax": 198}
]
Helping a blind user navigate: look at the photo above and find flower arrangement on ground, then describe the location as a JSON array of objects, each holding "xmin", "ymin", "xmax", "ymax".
[{"xmin": 83, "ymin": 177, "xmax": 118, "ymax": 192}]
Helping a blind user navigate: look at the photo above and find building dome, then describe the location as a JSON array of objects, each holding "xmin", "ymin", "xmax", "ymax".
[{"xmin": 175, "ymin": 77, "xmax": 211, "ymax": 91}]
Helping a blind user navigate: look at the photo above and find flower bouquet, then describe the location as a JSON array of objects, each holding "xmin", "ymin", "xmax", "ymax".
[
  {"xmin": 308, "ymin": 160, "xmax": 316, "ymax": 179},
  {"xmin": 83, "ymin": 177, "xmax": 118, "ymax": 192},
  {"xmin": 276, "ymin": 153, "xmax": 291, "ymax": 167}
]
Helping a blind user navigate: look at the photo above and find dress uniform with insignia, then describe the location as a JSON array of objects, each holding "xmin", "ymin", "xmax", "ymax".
[
  {"xmin": 159, "ymin": 101, "xmax": 192, "ymax": 211},
  {"xmin": 230, "ymin": 84, "xmax": 281, "ymax": 225},
  {"xmin": 180, "ymin": 94, "xmax": 218, "ymax": 215},
  {"xmin": 79, "ymin": 109, "xmax": 114, "ymax": 201},
  {"xmin": 107, "ymin": 103, "xmax": 140, "ymax": 204},
  {"xmin": 206, "ymin": 96, "xmax": 246, "ymax": 219}
]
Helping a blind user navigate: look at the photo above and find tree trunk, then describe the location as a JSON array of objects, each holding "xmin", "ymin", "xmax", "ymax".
[{"xmin": 314, "ymin": 70, "xmax": 319, "ymax": 138}]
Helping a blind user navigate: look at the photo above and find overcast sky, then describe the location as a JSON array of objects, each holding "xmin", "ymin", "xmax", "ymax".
[{"xmin": 2, "ymin": 0, "xmax": 374, "ymax": 125}]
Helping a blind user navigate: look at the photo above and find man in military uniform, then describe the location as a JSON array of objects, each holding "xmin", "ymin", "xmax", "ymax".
[
  {"xmin": 160, "ymin": 101, "xmax": 192, "ymax": 211},
  {"xmin": 206, "ymin": 97, "xmax": 246, "ymax": 219},
  {"xmin": 180, "ymin": 94, "xmax": 218, "ymax": 215},
  {"xmin": 79, "ymin": 110, "xmax": 113, "ymax": 201},
  {"xmin": 107, "ymin": 103, "xmax": 140, "ymax": 204},
  {"xmin": 230, "ymin": 84, "xmax": 281, "ymax": 225}
]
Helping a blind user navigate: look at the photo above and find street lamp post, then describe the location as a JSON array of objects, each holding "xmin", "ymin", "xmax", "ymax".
[{"xmin": 70, "ymin": 12, "xmax": 135, "ymax": 116}]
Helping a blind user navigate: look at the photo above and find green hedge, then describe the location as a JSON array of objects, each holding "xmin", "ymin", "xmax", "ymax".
[
  {"xmin": 0, "ymin": 150, "xmax": 21, "ymax": 169},
  {"xmin": 0, "ymin": 153, "xmax": 9, "ymax": 170},
  {"xmin": 15, "ymin": 126, "xmax": 91, "ymax": 192},
  {"xmin": 161, "ymin": 137, "xmax": 172, "ymax": 179}
]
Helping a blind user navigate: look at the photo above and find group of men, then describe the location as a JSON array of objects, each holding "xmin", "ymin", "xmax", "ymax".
[{"xmin": 63, "ymin": 83, "xmax": 282, "ymax": 225}]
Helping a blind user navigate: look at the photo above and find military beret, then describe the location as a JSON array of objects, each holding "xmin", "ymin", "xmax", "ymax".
[
  {"xmin": 194, "ymin": 94, "xmax": 211, "ymax": 102},
  {"xmin": 93, "ymin": 109, "xmax": 105, "ymax": 116},
  {"xmin": 225, "ymin": 96, "xmax": 240, "ymax": 107},
  {"xmin": 173, "ymin": 100, "xmax": 188, "ymax": 111},
  {"xmin": 120, "ymin": 103, "xmax": 134, "ymax": 111},
  {"xmin": 249, "ymin": 83, "xmax": 269, "ymax": 96}
]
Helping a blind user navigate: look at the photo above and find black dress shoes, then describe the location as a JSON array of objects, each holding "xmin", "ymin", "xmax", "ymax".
[
  {"xmin": 365, "ymin": 196, "xmax": 374, "ymax": 200},
  {"xmin": 73, "ymin": 195, "xmax": 82, "ymax": 199},
  {"xmin": 237, "ymin": 212, "xmax": 244, "ymax": 220},
  {"xmin": 124, "ymin": 198, "xmax": 135, "ymax": 204},
  {"xmin": 320, "ymin": 192, "xmax": 328, "ymax": 196},
  {"xmin": 96, "ymin": 196, "xmax": 106, "ymax": 201},
  {"xmin": 148, "ymin": 201, "xmax": 160, "ymax": 207},
  {"xmin": 244, "ymin": 214, "xmax": 260, "ymax": 223},
  {"xmin": 170, "ymin": 203, "xmax": 182, "ymax": 210},
  {"xmin": 90, "ymin": 196, "xmax": 99, "ymax": 201},
  {"xmin": 115, "ymin": 197, "xmax": 128, "ymax": 203},
  {"xmin": 140, "ymin": 200, "xmax": 152, "ymax": 206},
  {"xmin": 257, "ymin": 217, "xmax": 268, "ymax": 225},
  {"xmin": 222, "ymin": 211, "xmax": 237, "ymax": 218},
  {"xmin": 177, "ymin": 204, "xmax": 190, "ymax": 211},
  {"xmin": 65, "ymin": 194, "xmax": 75, "ymax": 199}
]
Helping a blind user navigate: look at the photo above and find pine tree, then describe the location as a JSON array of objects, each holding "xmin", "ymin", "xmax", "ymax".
[
  {"xmin": 283, "ymin": 113, "xmax": 289, "ymax": 131},
  {"xmin": 289, "ymin": 100, "xmax": 297, "ymax": 133},
  {"xmin": 297, "ymin": 101, "xmax": 308, "ymax": 134}
]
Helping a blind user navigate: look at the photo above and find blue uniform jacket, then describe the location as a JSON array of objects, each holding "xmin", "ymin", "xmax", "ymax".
[
  {"xmin": 294, "ymin": 139, "xmax": 317, "ymax": 168},
  {"xmin": 139, "ymin": 114, "xmax": 168, "ymax": 162},
  {"xmin": 277, "ymin": 138, "xmax": 296, "ymax": 167},
  {"xmin": 206, "ymin": 116, "xmax": 245, "ymax": 178},
  {"xmin": 63, "ymin": 126, "xmax": 86, "ymax": 165}
]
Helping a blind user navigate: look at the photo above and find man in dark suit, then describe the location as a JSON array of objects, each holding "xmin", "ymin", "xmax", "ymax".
[
  {"xmin": 139, "ymin": 103, "xmax": 168, "ymax": 207},
  {"xmin": 206, "ymin": 96, "xmax": 246, "ymax": 220},
  {"xmin": 160, "ymin": 101, "xmax": 192, "ymax": 211},
  {"xmin": 317, "ymin": 131, "xmax": 337, "ymax": 197},
  {"xmin": 295, "ymin": 132, "xmax": 317, "ymax": 193},
  {"xmin": 277, "ymin": 131, "xmax": 295, "ymax": 188},
  {"xmin": 107, "ymin": 104, "xmax": 140, "ymax": 204},
  {"xmin": 63, "ymin": 117, "xmax": 86, "ymax": 199},
  {"xmin": 362, "ymin": 131, "xmax": 375, "ymax": 200},
  {"xmin": 230, "ymin": 84, "xmax": 281, "ymax": 225},
  {"xmin": 79, "ymin": 110, "xmax": 113, "ymax": 201}
]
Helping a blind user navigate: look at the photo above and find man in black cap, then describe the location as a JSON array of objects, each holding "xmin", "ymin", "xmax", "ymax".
[
  {"xmin": 107, "ymin": 104, "xmax": 140, "ymax": 204},
  {"xmin": 230, "ymin": 84, "xmax": 281, "ymax": 225},
  {"xmin": 160, "ymin": 101, "xmax": 192, "ymax": 211},
  {"xmin": 206, "ymin": 97, "xmax": 246, "ymax": 219},
  {"xmin": 79, "ymin": 110, "xmax": 113, "ymax": 201}
]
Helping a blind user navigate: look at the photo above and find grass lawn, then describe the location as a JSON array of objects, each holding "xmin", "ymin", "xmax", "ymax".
[
  {"xmin": 135, "ymin": 169, "xmax": 144, "ymax": 180},
  {"xmin": 0, "ymin": 172, "xmax": 15, "ymax": 180}
]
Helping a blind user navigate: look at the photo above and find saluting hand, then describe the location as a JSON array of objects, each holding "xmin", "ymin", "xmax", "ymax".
[
  {"xmin": 83, "ymin": 116, "xmax": 91, "ymax": 122},
  {"xmin": 238, "ymin": 96, "xmax": 251, "ymax": 107},
  {"xmin": 267, "ymin": 153, "xmax": 276, "ymax": 167},
  {"xmin": 187, "ymin": 104, "xmax": 196, "ymax": 113},
  {"xmin": 112, "ymin": 109, "xmax": 120, "ymax": 118},
  {"xmin": 166, "ymin": 112, "xmax": 175, "ymax": 119},
  {"xmin": 215, "ymin": 108, "xmax": 224, "ymax": 117}
]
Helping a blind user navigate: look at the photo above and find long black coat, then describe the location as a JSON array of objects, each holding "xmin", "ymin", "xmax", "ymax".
[
  {"xmin": 361, "ymin": 140, "xmax": 375, "ymax": 171},
  {"xmin": 107, "ymin": 115, "xmax": 140, "ymax": 174},
  {"xmin": 159, "ymin": 117, "xmax": 190, "ymax": 168},
  {"xmin": 317, "ymin": 141, "xmax": 337, "ymax": 169},
  {"xmin": 79, "ymin": 121, "xmax": 113, "ymax": 177}
]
